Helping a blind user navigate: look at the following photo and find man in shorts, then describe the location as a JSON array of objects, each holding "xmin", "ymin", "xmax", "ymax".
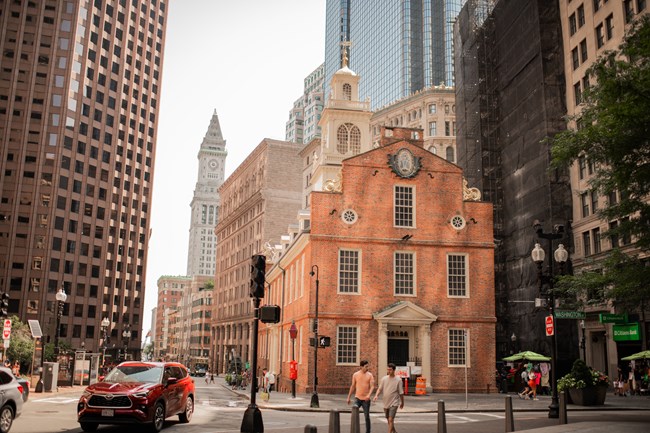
[
  {"xmin": 347, "ymin": 360, "xmax": 375, "ymax": 433},
  {"xmin": 373, "ymin": 363, "xmax": 404, "ymax": 433}
]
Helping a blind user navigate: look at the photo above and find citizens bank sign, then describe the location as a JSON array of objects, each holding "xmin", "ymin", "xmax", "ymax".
[{"xmin": 612, "ymin": 323, "xmax": 640, "ymax": 341}]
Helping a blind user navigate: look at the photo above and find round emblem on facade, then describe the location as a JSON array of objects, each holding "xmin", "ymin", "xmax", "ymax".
[
  {"xmin": 388, "ymin": 148, "xmax": 422, "ymax": 178},
  {"xmin": 341, "ymin": 209, "xmax": 358, "ymax": 225},
  {"xmin": 208, "ymin": 159, "xmax": 218, "ymax": 169},
  {"xmin": 450, "ymin": 215, "xmax": 466, "ymax": 230}
]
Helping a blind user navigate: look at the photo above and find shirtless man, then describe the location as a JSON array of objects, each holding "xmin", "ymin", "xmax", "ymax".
[{"xmin": 347, "ymin": 360, "xmax": 375, "ymax": 433}]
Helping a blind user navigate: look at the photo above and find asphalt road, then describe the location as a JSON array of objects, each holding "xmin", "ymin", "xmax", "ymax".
[{"xmin": 12, "ymin": 384, "xmax": 650, "ymax": 433}]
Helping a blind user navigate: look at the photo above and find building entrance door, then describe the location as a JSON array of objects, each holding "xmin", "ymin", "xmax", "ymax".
[{"xmin": 388, "ymin": 339, "xmax": 409, "ymax": 366}]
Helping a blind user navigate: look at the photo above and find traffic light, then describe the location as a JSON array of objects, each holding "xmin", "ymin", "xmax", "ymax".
[
  {"xmin": 250, "ymin": 254, "xmax": 266, "ymax": 298},
  {"xmin": 0, "ymin": 292, "xmax": 9, "ymax": 317}
]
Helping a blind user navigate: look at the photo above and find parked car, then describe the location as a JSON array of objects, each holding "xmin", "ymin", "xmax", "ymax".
[
  {"xmin": 77, "ymin": 361, "xmax": 195, "ymax": 432},
  {"xmin": 0, "ymin": 366, "xmax": 24, "ymax": 433},
  {"xmin": 12, "ymin": 377, "xmax": 28, "ymax": 402}
]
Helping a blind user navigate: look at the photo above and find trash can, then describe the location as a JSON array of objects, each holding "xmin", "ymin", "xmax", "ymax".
[{"xmin": 43, "ymin": 362, "xmax": 59, "ymax": 392}]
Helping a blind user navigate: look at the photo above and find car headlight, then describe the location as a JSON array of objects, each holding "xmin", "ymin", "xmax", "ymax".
[
  {"xmin": 82, "ymin": 390, "xmax": 93, "ymax": 399},
  {"xmin": 132, "ymin": 390, "xmax": 152, "ymax": 399}
]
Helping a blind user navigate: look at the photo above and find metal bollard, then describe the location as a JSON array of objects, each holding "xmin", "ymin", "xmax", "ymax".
[
  {"xmin": 350, "ymin": 406, "xmax": 360, "ymax": 433},
  {"xmin": 505, "ymin": 395, "xmax": 515, "ymax": 432},
  {"xmin": 559, "ymin": 391, "xmax": 568, "ymax": 424},
  {"xmin": 329, "ymin": 409, "xmax": 341, "ymax": 433},
  {"xmin": 437, "ymin": 400, "xmax": 447, "ymax": 433},
  {"xmin": 305, "ymin": 425, "xmax": 317, "ymax": 433}
]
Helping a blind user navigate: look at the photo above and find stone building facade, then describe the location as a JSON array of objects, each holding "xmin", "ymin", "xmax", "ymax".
[
  {"xmin": 262, "ymin": 127, "xmax": 495, "ymax": 393},
  {"xmin": 211, "ymin": 138, "xmax": 303, "ymax": 373},
  {"xmin": 154, "ymin": 276, "xmax": 189, "ymax": 360},
  {"xmin": 370, "ymin": 86, "xmax": 457, "ymax": 163},
  {"xmin": 559, "ymin": 1, "xmax": 649, "ymax": 373}
]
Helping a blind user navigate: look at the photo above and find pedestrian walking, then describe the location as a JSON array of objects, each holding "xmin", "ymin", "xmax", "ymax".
[
  {"xmin": 347, "ymin": 360, "xmax": 375, "ymax": 433},
  {"xmin": 263, "ymin": 368, "xmax": 276, "ymax": 393},
  {"xmin": 205, "ymin": 371, "xmax": 210, "ymax": 385},
  {"xmin": 210, "ymin": 372, "xmax": 215, "ymax": 384},
  {"xmin": 373, "ymin": 363, "xmax": 404, "ymax": 433}
]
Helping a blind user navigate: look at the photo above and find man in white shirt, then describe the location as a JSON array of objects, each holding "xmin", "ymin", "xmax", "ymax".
[
  {"xmin": 263, "ymin": 368, "xmax": 276, "ymax": 393},
  {"xmin": 373, "ymin": 363, "xmax": 404, "ymax": 433}
]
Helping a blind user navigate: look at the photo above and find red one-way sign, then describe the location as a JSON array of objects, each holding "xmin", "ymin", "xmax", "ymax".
[
  {"xmin": 3, "ymin": 319, "xmax": 11, "ymax": 339},
  {"xmin": 545, "ymin": 315, "xmax": 554, "ymax": 336}
]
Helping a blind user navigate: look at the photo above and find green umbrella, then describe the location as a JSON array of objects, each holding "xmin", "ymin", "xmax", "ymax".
[
  {"xmin": 621, "ymin": 350, "xmax": 650, "ymax": 361},
  {"xmin": 502, "ymin": 351, "xmax": 551, "ymax": 362}
]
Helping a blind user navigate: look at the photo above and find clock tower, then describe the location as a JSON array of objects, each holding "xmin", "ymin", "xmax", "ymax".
[{"xmin": 187, "ymin": 110, "xmax": 227, "ymax": 276}]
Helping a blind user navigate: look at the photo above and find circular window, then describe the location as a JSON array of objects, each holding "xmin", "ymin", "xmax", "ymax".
[
  {"xmin": 450, "ymin": 215, "xmax": 466, "ymax": 230},
  {"xmin": 341, "ymin": 209, "xmax": 358, "ymax": 225}
]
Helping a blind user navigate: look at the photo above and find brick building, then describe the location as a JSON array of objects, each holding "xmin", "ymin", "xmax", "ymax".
[
  {"xmin": 211, "ymin": 138, "xmax": 303, "ymax": 374},
  {"xmin": 262, "ymin": 126, "xmax": 495, "ymax": 394}
]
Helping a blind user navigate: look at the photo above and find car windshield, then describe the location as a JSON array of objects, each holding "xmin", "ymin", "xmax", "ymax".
[{"xmin": 103, "ymin": 365, "xmax": 163, "ymax": 384}]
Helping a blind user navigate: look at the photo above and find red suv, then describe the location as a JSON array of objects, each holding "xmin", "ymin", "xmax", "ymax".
[{"xmin": 77, "ymin": 361, "xmax": 195, "ymax": 432}]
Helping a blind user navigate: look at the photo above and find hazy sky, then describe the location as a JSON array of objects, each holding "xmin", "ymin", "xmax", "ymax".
[{"xmin": 143, "ymin": 0, "xmax": 326, "ymax": 332}]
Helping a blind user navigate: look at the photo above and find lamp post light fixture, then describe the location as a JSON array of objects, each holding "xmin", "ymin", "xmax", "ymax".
[
  {"xmin": 289, "ymin": 321, "xmax": 298, "ymax": 399},
  {"xmin": 309, "ymin": 265, "xmax": 320, "ymax": 408},
  {"xmin": 122, "ymin": 324, "xmax": 132, "ymax": 361},
  {"xmin": 53, "ymin": 287, "xmax": 68, "ymax": 357},
  {"xmin": 510, "ymin": 332, "xmax": 517, "ymax": 354},
  {"xmin": 531, "ymin": 220, "xmax": 568, "ymax": 419},
  {"xmin": 100, "ymin": 317, "xmax": 110, "ymax": 367}
]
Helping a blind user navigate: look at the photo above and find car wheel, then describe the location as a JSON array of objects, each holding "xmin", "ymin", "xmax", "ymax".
[
  {"xmin": 178, "ymin": 396, "xmax": 194, "ymax": 423},
  {"xmin": 0, "ymin": 405, "xmax": 14, "ymax": 433},
  {"xmin": 79, "ymin": 422, "xmax": 98, "ymax": 432},
  {"xmin": 150, "ymin": 401, "xmax": 165, "ymax": 432}
]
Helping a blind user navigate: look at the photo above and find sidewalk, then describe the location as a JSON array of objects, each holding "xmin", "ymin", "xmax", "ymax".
[{"xmin": 216, "ymin": 376, "xmax": 650, "ymax": 414}]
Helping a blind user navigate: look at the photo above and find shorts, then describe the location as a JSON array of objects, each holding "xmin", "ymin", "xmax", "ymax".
[
  {"xmin": 528, "ymin": 380, "xmax": 537, "ymax": 390},
  {"xmin": 384, "ymin": 406, "xmax": 398, "ymax": 419}
]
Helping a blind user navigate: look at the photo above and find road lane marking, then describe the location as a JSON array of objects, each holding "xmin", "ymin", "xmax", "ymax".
[{"xmin": 31, "ymin": 397, "xmax": 79, "ymax": 404}]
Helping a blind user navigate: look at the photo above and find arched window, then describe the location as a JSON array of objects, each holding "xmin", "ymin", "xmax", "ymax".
[
  {"xmin": 350, "ymin": 125, "xmax": 361, "ymax": 154},
  {"xmin": 343, "ymin": 83, "xmax": 352, "ymax": 100},
  {"xmin": 337, "ymin": 123, "xmax": 361, "ymax": 154},
  {"xmin": 446, "ymin": 146, "xmax": 455, "ymax": 162},
  {"xmin": 428, "ymin": 145, "xmax": 437, "ymax": 154}
]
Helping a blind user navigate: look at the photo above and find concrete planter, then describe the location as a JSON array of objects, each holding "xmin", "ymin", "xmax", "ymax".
[{"xmin": 568, "ymin": 385, "xmax": 607, "ymax": 406}]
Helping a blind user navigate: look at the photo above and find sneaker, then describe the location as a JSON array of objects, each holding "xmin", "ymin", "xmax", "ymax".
[{"xmin": 533, "ymin": 398, "xmax": 539, "ymax": 400}]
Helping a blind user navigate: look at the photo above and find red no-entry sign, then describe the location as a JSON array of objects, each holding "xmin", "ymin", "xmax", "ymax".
[
  {"xmin": 545, "ymin": 315, "xmax": 554, "ymax": 336},
  {"xmin": 3, "ymin": 319, "xmax": 11, "ymax": 340}
]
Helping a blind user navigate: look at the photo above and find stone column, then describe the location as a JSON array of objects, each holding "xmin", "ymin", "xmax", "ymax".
[
  {"xmin": 378, "ymin": 322, "xmax": 388, "ymax": 372},
  {"xmin": 420, "ymin": 325, "xmax": 432, "ymax": 389}
]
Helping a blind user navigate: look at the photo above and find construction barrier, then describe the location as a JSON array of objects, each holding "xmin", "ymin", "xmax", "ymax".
[{"xmin": 415, "ymin": 376, "xmax": 427, "ymax": 395}]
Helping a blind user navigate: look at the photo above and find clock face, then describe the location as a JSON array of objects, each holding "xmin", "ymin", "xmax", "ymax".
[{"xmin": 208, "ymin": 159, "xmax": 218, "ymax": 170}]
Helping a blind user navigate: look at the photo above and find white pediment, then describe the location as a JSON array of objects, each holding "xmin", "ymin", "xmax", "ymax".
[{"xmin": 373, "ymin": 301, "xmax": 437, "ymax": 325}]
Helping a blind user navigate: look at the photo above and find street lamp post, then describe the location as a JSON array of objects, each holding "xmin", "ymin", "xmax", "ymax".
[
  {"xmin": 289, "ymin": 321, "xmax": 298, "ymax": 399},
  {"xmin": 53, "ymin": 288, "xmax": 67, "ymax": 357},
  {"xmin": 579, "ymin": 320, "xmax": 586, "ymax": 362},
  {"xmin": 531, "ymin": 221, "xmax": 568, "ymax": 419},
  {"xmin": 309, "ymin": 265, "xmax": 320, "ymax": 408},
  {"xmin": 100, "ymin": 317, "xmax": 110, "ymax": 368},
  {"xmin": 510, "ymin": 332, "xmax": 517, "ymax": 354},
  {"xmin": 122, "ymin": 324, "xmax": 132, "ymax": 361}
]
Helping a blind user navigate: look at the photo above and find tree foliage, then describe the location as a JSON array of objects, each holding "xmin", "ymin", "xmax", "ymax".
[
  {"xmin": 6, "ymin": 316, "xmax": 35, "ymax": 369},
  {"xmin": 549, "ymin": 16, "xmax": 650, "ymax": 314},
  {"xmin": 551, "ymin": 15, "xmax": 650, "ymax": 249}
]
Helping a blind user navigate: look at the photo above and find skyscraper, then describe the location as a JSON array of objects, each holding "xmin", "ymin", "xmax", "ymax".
[
  {"xmin": 186, "ymin": 111, "xmax": 227, "ymax": 277},
  {"xmin": 324, "ymin": 0, "xmax": 466, "ymax": 110},
  {"xmin": 0, "ymin": 0, "xmax": 168, "ymax": 358},
  {"xmin": 285, "ymin": 63, "xmax": 324, "ymax": 145}
]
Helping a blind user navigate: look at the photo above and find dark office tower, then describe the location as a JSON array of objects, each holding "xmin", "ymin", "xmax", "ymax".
[
  {"xmin": 0, "ymin": 0, "xmax": 168, "ymax": 360},
  {"xmin": 454, "ymin": 0, "xmax": 577, "ymax": 369},
  {"xmin": 324, "ymin": 0, "xmax": 465, "ymax": 110}
]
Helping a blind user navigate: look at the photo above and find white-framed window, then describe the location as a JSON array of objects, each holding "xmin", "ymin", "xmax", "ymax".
[
  {"xmin": 394, "ymin": 251, "xmax": 415, "ymax": 295},
  {"xmin": 448, "ymin": 328, "xmax": 468, "ymax": 366},
  {"xmin": 338, "ymin": 249, "xmax": 360, "ymax": 294},
  {"xmin": 394, "ymin": 185, "xmax": 415, "ymax": 228},
  {"xmin": 337, "ymin": 325, "xmax": 359, "ymax": 365},
  {"xmin": 447, "ymin": 253, "xmax": 468, "ymax": 297}
]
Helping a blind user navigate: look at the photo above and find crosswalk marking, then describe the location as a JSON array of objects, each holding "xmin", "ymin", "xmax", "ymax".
[{"xmin": 32, "ymin": 397, "xmax": 79, "ymax": 404}]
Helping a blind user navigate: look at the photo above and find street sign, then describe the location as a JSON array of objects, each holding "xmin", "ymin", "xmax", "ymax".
[
  {"xmin": 2, "ymin": 319, "xmax": 11, "ymax": 340},
  {"xmin": 545, "ymin": 315, "xmax": 554, "ymax": 336},
  {"xmin": 2, "ymin": 339, "xmax": 8, "ymax": 349},
  {"xmin": 555, "ymin": 310, "xmax": 586, "ymax": 320}
]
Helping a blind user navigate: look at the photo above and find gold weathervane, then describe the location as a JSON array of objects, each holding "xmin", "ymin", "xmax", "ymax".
[{"xmin": 341, "ymin": 39, "xmax": 352, "ymax": 68}]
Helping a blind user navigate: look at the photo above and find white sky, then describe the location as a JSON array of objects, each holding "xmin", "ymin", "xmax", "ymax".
[{"xmin": 143, "ymin": 0, "xmax": 326, "ymax": 333}]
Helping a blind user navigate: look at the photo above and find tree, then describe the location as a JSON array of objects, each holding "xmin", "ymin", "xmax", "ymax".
[
  {"xmin": 550, "ymin": 16, "xmax": 650, "ymax": 348},
  {"xmin": 203, "ymin": 280, "xmax": 214, "ymax": 291},
  {"xmin": 142, "ymin": 342, "xmax": 154, "ymax": 361},
  {"xmin": 5, "ymin": 316, "xmax": 35, "ymax": 371}
]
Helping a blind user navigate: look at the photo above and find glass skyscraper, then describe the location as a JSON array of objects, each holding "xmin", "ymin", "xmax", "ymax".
[{"xmin": 324, "ymin": 0, "xmax": 465, "ymax": 110}]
